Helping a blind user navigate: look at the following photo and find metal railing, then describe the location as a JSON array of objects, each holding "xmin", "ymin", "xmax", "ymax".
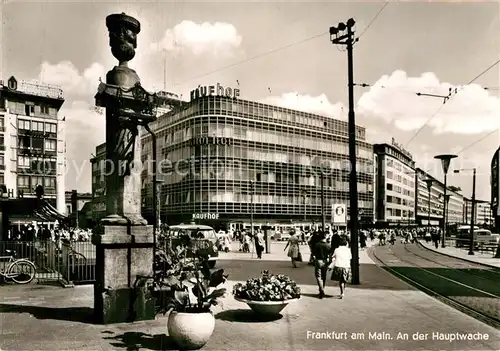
[{"xmin": 0, "ymin": 240, "xmax": 96, "ymax": 285}]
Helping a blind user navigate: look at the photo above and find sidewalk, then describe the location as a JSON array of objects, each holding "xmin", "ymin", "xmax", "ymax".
[
  {"xmin": 1, "ymin": 245, "xmax": 499, "ymax": 350},
  {"xmin": 418, "ymin": 240, "xmax": 500, "ymax": 269}
]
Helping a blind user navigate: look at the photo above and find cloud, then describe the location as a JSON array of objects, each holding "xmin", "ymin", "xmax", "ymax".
[
  {"xmin": 59, "ymin": 100, "xmax": 104, "ymax": 191},
  {"xmin": 262, "ymin": 92, "xmax": 346, "ymax": 119},
  {"xmin": 357, "ymin": 70, "xmax": 500, "ymax": 134},
  {"xmin": 151, "ymin": 20, "xmax": 242, "ymax": 56},
  {"xmin": 39, "ymin": 61, "xmax": 105, "ymax": 98}
]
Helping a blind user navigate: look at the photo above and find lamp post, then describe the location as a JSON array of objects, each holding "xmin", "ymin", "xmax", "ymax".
[
  {"xmin": 330, "ymin": 18, "xmax": 359, "ymax": 284},
  {"xmin": 434, "ymin": 154, "xmax": 457, "ymax": 248},
  {"xmin": 302, "ymin": 189, "xmax": 308, "ymax": 224},
  {"xmin": 454, "ymin": 168, "xmax": 476, "ymax": 255},
  {"xmin": 250, "ymin": 180, "xmax": 254, "ymax": 237},
  {"xmin": 424, "ymin": 179, "xmax": 433, "ymax": 232},
  {"xmin": 320, "ymin": 172, "xmax": 326, "ymax": 232}
]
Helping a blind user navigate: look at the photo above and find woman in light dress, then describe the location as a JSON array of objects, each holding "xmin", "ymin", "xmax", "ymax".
[{"xmin": 284, "ymin": 230, "xmax": 301, "ymax": 268}]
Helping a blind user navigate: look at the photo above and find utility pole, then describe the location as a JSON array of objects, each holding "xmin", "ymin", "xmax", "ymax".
[
  {"xmin": 321, "ymin": 173, "xmax": 326, "ymax": 232},
  {"xmin": 454, "ymin": 168, "xmax": 476, "ymax": 255},
  {"xmin": 330, "ymin": 18, "xmax": 359, "ymax": 284}
]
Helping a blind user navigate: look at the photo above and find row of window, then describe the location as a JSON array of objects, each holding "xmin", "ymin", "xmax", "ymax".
[
  {"xmin": 17, "ymin": 156, "xmax": 57, "ymax": 172},
  {"xmin": 386, "ymin": 208, "xmax": 414, "ymax": 218},
  {"xmin": 386, "ymin": 183, "xmax": 414, "ymax": 197},
  {"xmin": 160, "ymin": 191, "xmax": 373, "ymax": 208},
  {"xmin": 386, "ymin": 195, "xmax": 415, "ymax": 207},
  {"xmin": 159, "ymin": 127, "xmax": 371, "ymax": 159},
  {"xmin": 18, "ymin": 119, "xmax": 57, "ymax": 133},
  {"xmin": 17, "ymin": 175, "xmax": 56, "ymax": 188},
  {"xmin": 386, "ymin": 170, "xmax": 415, "ymax": 187},
  {"xmin": 18, "ymin": 137, "xmax": 56, "ymax": 151},
  {"xmin": 151, "ymin": 97, "xmax": 364, "ymax": 139}
]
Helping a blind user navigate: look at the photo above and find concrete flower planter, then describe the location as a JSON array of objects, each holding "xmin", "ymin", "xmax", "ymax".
[
  {"xmin": 167, "ymin": 311, "xmax": 215, "ymax": 350},
  {"xmin": 235, "ymin": 297, "xmax": 299, "ymax": 316}
]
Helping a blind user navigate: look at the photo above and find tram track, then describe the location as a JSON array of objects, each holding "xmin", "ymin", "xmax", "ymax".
[{"xmin": 369, "ymin": 244, "xmax": 500, "ymax": 330}]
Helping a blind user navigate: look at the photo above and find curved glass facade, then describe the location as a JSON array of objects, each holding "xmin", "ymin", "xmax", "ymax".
[{"xmin": 141, "ymin": 95, "xmax": 374, "ymax": 227}]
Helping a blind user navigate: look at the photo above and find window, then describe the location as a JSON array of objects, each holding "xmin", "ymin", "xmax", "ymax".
[
  {"xmin": 386, "ymin": 183, "xmax": 393, "ymax": 191},
  {"xmin": 18, "ymin": 175, "xmax": 30, "ymax": 187},
  {"xmin": 45, "ymin": 123, "xmax": 57, "ymax": 134},
  {"xmin": 40, "ymin": 105, "xmax": 49, "ymax": 114},
  {"xmin": 44, "ymin": 177, "xmax": 56, "ymax": 188},
  {"xmin": 0, "ymin": 135, "xmax": 4, "ymax": 146},
  {"xmin": 44, "ymin": 139, "xmax": 56, "ymax": 151},
  {"xmin": 25, "ymin": 104, "xmax": 35, "ymax": 116},
  {"xmin": 32, "ymin": 138, "xmax": 43, "ymax": 149},
  {"xmin": 0, "ymin": 175, "xmax": 4, "ymax": 184},
  {"xmin": 18, "ymin": 119, "xmax": 30, "ymax": 130},
  {"xmin": 18, "ymin": 156, "xmax": 30, "ymax": 167},
  {"xmin": 32, "ymin": 121, "xmax": 43, "ymax": 132},
  {"xmin": 0, "ymin": 155, "xmax": 3, "ymax": 165},
  {"xmin": 32, "ymin": 176, "xmax": 43, "ymax": 188}
]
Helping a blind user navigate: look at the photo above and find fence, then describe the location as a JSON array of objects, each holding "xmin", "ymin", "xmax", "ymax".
[{"xmin": 0, "ymin": 240, "xmax": 96, "ymax": 285}]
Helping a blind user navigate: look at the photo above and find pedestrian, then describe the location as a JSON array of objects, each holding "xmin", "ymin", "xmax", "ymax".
[
  {"xmin": 329, "ymin": 236, "xmax": 351, "ymax": 299},
  {"xmin": 312, "ymin": 231, "xmax": 331, "ymax": 299},
  {"xmin": 255, "ymin": 230, "xmax": 265, "ymax": 259},
  {"xmin": 330, "ymin": 230, "xmax": 341, "ymax": 252},
  {"xmin": 284, "ymin": 230, "xmax": 301, "ymax": 268},
  {"xmin": 359, "ymin": 230, "xmax": 367, "ymax": 250},
  {"xmin": 432, "ymin": 231, "xmax": 439, "ymax": 249},
  {"xmin": 308, "ymin": 230, "xmax": 321, "ymax": 265}
]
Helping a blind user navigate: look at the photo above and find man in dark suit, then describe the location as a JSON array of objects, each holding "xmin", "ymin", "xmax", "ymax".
[{"xmin": 312, "ymin": 231, "xmax": 331, "ymax": 298}]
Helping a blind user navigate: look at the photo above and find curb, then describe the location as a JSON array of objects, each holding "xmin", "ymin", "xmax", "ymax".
[{"xmin": 416, "ymin": 240, "xmax": 500, "ymax": 270}]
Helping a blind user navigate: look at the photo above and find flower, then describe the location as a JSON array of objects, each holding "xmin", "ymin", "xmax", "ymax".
[{"xmin": 233, "ymin": 270, "xmax": 300, "ymax": 301}]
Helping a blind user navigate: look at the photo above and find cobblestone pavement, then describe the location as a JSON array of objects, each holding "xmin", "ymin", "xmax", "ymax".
[{"xmin": 1, "ymin": 246, "xmax": 499, "ymax": 350}]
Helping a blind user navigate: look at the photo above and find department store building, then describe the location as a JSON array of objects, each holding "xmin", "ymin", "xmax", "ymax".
[{"xmin": 140, "ymin": 84, "xmax": 374, "ymax": 230}]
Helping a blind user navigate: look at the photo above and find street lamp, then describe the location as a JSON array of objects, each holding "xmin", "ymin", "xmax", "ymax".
[
  {"xmin": 250, "ymin": 180, "xmax": 255, "ymax": 237},
  {"xmin": 454, "ymin": 168, "xmax": 476, "ymax": 255},
  {"xmin": 320, "ymin": 171, "xmax": 326, "ymax": 232},
  {"xmin": 424, "ymin": 178, "xmax": 433, "ymax": 233},
  {"xmin": 301, "ymin": 189, "xmax": 308, "ymax": 224},
  {"xmin": 434, "ymin": 154, "xmax": 457, "ymax": 248}
]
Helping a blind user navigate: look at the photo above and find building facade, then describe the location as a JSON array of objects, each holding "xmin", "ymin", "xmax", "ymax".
[
  {"xmin": 90, "ymin": 142, "xmax": 106, "ymax": 222},
  {"xmin": 373, "ymin": 140, "xmax": 416, "ymax": 227},
  {"xmin": 64, "ymin": 190, "xmax": 93, "ymax": 228},
  {"xmin": 463, "ymin": 198, "xmax": 494, "ymax": 226},
  {"xmin": 491, "ymin": 147, "xmax": 499, "ymax": 230},
  {"xmin": 0, "ymin": 76, "xmax": 65, "ymax": 212},
  {"xmin": 140, "ymin": 89, "xmax": 374, "ymax": 230},
  {"xmin": 415, "ymin": 168, "xmax": 463, "ymax": 227}
]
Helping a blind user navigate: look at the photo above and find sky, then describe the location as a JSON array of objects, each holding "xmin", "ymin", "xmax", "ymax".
[{"xmin": 1, "ymin": 0, "xmax": 499, "ymax": 202}]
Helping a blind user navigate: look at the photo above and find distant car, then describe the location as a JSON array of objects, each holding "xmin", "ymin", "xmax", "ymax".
[
  {"xmin": 163, "ymin": 224, "xmax": 219, "ymax": 268},
  {"xmin": 274, "ymin": 232, "xmax": 291, "ymax": 241},
  {"xmin": 456, "ymin": 228, "xmax": 500, "ymax": 249}
]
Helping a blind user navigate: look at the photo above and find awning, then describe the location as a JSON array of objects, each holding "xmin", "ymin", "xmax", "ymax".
[{"xmin": 3, "ymin": 198, "xmax": 68, "ymax": 223}]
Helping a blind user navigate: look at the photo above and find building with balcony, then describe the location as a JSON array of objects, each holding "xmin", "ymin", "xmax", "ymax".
[
  {"xmin": 415, "ymin": 168, "xmax": 463, "ymax": 227},
  {"xmin": 0, "ymin": 76, "xmax": 66, "ymax": 212},
  {"xmin": 90, "ymin": 142, "xmax": 106, "ymax": 223},
  {"xmin": 463, "ymin": 198, "xmax": 494, "ymax": 226},
  {"xmin": 373, "ymin": 139, "xmax": 416, "ymax": 227},
  {"xmin": 139, "ymin": 87, "xmax": 374, "ymax": 230}
]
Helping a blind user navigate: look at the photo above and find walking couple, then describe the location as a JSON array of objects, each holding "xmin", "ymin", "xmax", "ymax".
[{"xmin": 311, "ymin": 231, "xmax": 351, "ymax": 299}]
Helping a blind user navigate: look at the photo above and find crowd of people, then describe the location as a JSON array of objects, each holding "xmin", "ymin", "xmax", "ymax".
[{"xmin": 4, "ymin": 224, "xmax": 93, "ymax": 243}]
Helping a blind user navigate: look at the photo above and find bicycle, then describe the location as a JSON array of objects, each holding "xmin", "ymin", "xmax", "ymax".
[{"xmin": 0, "ymin": 249, "xmax": 36, "ymax": 284}]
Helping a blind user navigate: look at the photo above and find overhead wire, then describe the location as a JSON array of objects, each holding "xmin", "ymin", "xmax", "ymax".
[
  {"xmin": 405, "ymin": 58, "xmax": 500, "ymax": 147},
  {"xmin": 173, "ymin": 1, "xmax": 390, "ymax": 86},
  {"xmin": 456, "ymin": 129, "xmax": 499, "ymax": 155}
]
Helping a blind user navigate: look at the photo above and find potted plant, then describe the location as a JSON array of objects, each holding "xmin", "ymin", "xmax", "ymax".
[
  {"xmin": 149, "ymin": 233, "xmax": 228, "ymax": 350},
  {"xmin": 232, "ymin": 270, "xmax": 300, "ymax": 317}
]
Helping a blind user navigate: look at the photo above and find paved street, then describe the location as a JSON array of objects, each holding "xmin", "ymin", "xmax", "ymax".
[
  {"xmin": 1, "ymin": 243, "xmax": 500, "ymax": 350},
  {"xmin": 372, "ymin": 241, "xmax": 500, "ymax": 326}
]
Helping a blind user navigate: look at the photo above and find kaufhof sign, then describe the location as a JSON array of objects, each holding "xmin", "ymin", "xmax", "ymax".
[
  {"xmin": 331, "ymin": 204, "xmax": 346, "ymax": 224},
  {"xmin": 192, "ymin": 213, "xmax": 220, "ymax": 220},
  {"xmin": 190, "ymin": 137, "xmax": 233, "ymax": 146},
  {"xmin": 190, "ymin": 83, "xmax": 241, "ymax": 101}
]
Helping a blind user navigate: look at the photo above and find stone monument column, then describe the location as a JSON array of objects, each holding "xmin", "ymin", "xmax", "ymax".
[{"xmin": 92, "ymin": 13, "xmax": 158, "ymax": 324}]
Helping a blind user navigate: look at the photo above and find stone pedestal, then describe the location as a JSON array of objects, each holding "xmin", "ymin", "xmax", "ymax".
[{"xmin": 92, "ymin": 225, "xmax": 155, "ymax": 324}]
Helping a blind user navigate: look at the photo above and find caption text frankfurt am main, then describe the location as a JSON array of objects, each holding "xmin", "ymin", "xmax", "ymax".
[{"xmin": 306, "ymin": 331, "xmax": 490, "ymax": 342}]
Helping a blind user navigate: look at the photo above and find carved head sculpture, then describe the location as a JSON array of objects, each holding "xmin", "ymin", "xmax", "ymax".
[{"xmin": 106, "ymin": 13, "xmax": 141, "ymax": 65}]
